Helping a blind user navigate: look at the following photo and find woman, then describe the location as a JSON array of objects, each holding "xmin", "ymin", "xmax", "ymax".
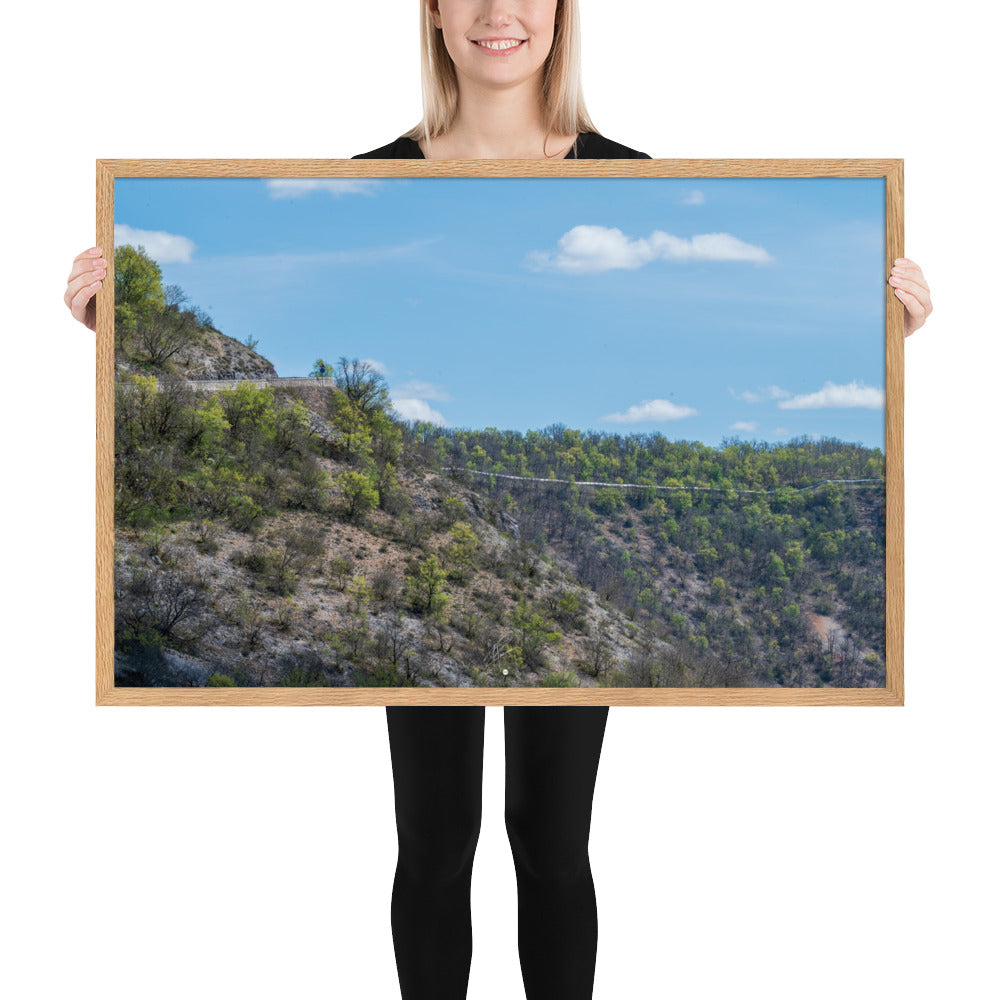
[{"xmin": 64, "ymin": 2, "xmax": 933, "ymax": 998}]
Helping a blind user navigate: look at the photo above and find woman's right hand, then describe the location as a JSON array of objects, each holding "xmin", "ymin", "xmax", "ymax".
[{"xmin": 64, "ymin": 247, "xmax": 107, "ymax": 331}]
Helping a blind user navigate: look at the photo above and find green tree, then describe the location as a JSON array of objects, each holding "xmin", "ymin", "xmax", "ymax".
[
  {"xmin": 217, "ymin": 381, "xmax": 276, "ymax": 443},
  {"xmin": 329, "ymin": 553, "xmax": 354, "ymax": 590},
  {"xmin": 331, "ymin": 393, "xmax": 372, "ymax": 462},
  {"xmin": 337, "ymin": 470, "xmax": 379, "ymax": 522},
  {"xmin": 445, "ymin": 521, "xmax": 478, "ymax": 581},
  {"xmin": 369, "ymin": 408, "xmax": 403, "ymax": 466},
  {"xmin": 667, "ymin": 485, "xmax": 693, "ymax": 517},
  {"xmin": 784, "ymin": 540, "xmax": 806, "ymax": 575},
  {"xmin": 346, "ymin": 574, "xmax": 373, "ymax": 615},
  {"xmin": 115, "ymin": 244, "xmax": 165, "ymax": 312},
  {"xmin": 441, "ymin": 496, "xmax": 466, "ymax": 525},
  {"xmin": 510, "ymin": 598, "xmax": 562, "ymax": 669},
  {"xmin": 406, "ymin": 555, "xmax": 449, "ymax": 615},
  {"xmin": 766, "ymin": 550, "xmax": 789, "ymax": 584},
  {"xmin": 269, "ymin": 398, "xmax": 311, "ymax": 458},
  {"xmin": 133, "ymin": 304, "xmax": 198, "ymax": 367},
  {"xmin": 311, "ymin": 358, "xmax": 334, "ymax": 378},
  {"xmin": 592, "ymin": 487, "xmax": 625, "ymax": 515},
  {"xmin": 335, "ymin": 357, "xmax": 390, "ymax": 416},
  {"xmin": 184, "ymin": 394, "xmax": 231, "ymax": 459}
]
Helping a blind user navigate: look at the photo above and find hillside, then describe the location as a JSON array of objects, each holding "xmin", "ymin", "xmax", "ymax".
[
  {"xmin": 110, "ymin": 247, "xmax": 886, "ymax": 688},
  {"xmin": 113, "ymin": 347, "xmax": 886, "ymax": 689},
  {"xmin": 116, "ymin": 320, "xmax": 277, "ymax": 381}
]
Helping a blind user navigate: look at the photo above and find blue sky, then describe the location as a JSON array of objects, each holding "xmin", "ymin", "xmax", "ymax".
[{"xmin": 115, "ymin": 174, "xmax": 886, "ymax": 450}]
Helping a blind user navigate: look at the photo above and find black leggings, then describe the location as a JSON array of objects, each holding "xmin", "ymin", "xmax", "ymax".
[{"xmin": 386, "ymin": 705, "xmax": 610, "ymax": 1000}]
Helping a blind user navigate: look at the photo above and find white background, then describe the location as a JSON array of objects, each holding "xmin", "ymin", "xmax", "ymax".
[{"xmin": 3, "ymin": 1, "xmax": 996, "ymax": 997}]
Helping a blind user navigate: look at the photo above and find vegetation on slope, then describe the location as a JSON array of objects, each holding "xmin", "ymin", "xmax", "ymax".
[{"xmin": 111, "ymin": 246, "xmax": 885, "ymax": 689}]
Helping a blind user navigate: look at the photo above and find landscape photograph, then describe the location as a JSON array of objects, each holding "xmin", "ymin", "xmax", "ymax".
[{"xmin": 110, "ymin": 172, "xmax": 888, "ymax": 689}]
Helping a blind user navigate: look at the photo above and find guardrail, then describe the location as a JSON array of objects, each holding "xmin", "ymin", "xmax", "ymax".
[
  {"xmin": 112, "ymin": 376, "xmax": 884, "ymax": 498},
  {"xmin": 183, "ymin": 376, "xmax": 336, "ymax": 390},
  {"xmin": 114, "ymin": 374, "xmax": 339, "ymax": 391},
  {"xmin": 441, "ymin": 467, "xmax": 884, "ymax": 497}
]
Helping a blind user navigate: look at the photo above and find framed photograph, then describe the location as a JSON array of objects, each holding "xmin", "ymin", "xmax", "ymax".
[{"xmin": 96, "ymin": 157, "xmax": 903, "ymax": 706}]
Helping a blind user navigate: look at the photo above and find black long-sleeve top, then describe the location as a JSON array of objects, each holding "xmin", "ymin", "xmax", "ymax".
[{"xmin": 351, "ymin": 131, "xmax": 651, "ymax": 160}]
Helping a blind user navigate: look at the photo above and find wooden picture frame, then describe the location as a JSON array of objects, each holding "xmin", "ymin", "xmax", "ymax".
[{"xmin": 96, "ymin": 157, "xmax": 903, "ymax": 706}]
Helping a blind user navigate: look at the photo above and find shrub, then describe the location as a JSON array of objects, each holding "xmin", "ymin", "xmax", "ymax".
[
  {"xmin": 233, "ymin": 545, "xmax": 298, "ymax": 596},
  {"xmin": 405, "ymin": 554, "xmax": 449, "ymax": 615},
  {"xmin": 346, "ymin": 574, "xmax": 373, "ymax": 615},
  {"xmin": 337, "ymin": 470, "xmax": 379, "ymax": 522},
  {"xmin": 228, "ymin": 494, "xmax": 264, "ymax": 532},
  {"xmin": 445, "ymin": 521, "xmax": 478, "ymax": 582},
  {"xmin": 379, "ymin": 485, "xmax": 410, "ymax": 516},
  {"xmin": 540, "ymin": 670, "xmax": 580, "ymax": 687},
  {"xmin": 329, "ymin": 553, "xmax": 355, "ymax": 590},
  {"xmin": 441, "ymin": 496, "xmax": 466, "ymax": 525},
  {"xmin": 591, "ymin": 488, "xmax": 625, "ymax": 515},
  {"xmin": 371, "ymin": 564, "xmax": 401, "ymax": 604},
  {"xmin": 278, "ymin": 664, "xmax": 331, "ymax": 687},
  {"xmin": 290, "ymin": 463, "xmax": 332, "ymax": 512},
  {"xmin": 116, "ymin": 622, "xmax": 166, "ymax": 661},
  {"xmin": 552, "ymin": 589, "xmax": 586, "ymax": 630},
  {"xmin": 275, "ymin": 649, "xmax": 332, "ymax": 686},
  {"xmin": 192, "ymin": 519, "xmax": 219, "ymax": 554}
]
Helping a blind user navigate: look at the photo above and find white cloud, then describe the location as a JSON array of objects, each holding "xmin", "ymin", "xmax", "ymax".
[
  {"xmin": 773, "ymin": 427, "xmax": 791, "ymax": 437},
  {"xmin": 359, "ymin": 358, "xmax": 390, "ymax": 376},
  {"xmin": 730, "ymin": 421, "xmax": 758, "ymax": 432},
  {"xmin": 390, "ymin": 398, "xmax": 448, "ymax": 426},
  {"xmin": 599, "ymin": 398, "xmax": 698, "ymax": 423},
  {"xmin": 732, "ymin": 384, "xmax": 792, "ymax": 403},
  {"xmin": 391, "ymin": 380, "xmax": 452, "ymax": 402},
  {"xmin": 389, "ymin": 375, "xmax": 452, "ymax": 424},
  {"xmin": 525, "ymin": 224, "xmax": 772, "ymax": 273},
  {"xmin": 114, "ymin": 224, "xmax": 196, "ymax": 264},
  {"xmin": 682, "ymin": 190, "xmax": 706, "ymax": 206},
  {"xmin": 265, "ymin": 179, "xmax": 382, "ymax": 199},
  {"xmin": 778, "ymin": 380, "xmax": 885, "ymax": 410}
]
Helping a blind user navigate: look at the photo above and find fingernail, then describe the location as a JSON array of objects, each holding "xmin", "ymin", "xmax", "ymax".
[{"xmin": 90, "ymin": 246, "xmax": 101, "ymax": 254}]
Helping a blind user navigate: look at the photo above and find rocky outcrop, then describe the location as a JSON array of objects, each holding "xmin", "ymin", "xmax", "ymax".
[
  {"xmin": 460, "ymin": 490, "xmax": 520, "ymax": 541},
  {"xmin": 170, "ymin": 331, "xmax": 277, "ymax": 380}
]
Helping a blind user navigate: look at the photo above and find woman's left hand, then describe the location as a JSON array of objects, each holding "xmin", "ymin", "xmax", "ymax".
[{"xmin": 888, "ymin": 258, "xmax": 933, "ymax": 337}]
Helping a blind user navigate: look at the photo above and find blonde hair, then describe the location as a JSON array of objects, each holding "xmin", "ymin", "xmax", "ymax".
[{"xmin": 401, "ymin": 0, "xmax": 601, "ymax": 157}]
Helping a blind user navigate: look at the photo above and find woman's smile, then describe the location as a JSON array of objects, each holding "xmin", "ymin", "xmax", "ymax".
[{"xmin": 470, "ymin": 37, "xmax": 527, "ymax": 56}]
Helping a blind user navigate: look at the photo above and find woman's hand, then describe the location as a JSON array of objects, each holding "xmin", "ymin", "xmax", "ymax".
[
  {"xmin": 64, "ymin": 247, "xmax": 107, "ymax": 331},
  {"xmin": 888, "ymin": 258, "xmax": 933, "ymax": 337}
]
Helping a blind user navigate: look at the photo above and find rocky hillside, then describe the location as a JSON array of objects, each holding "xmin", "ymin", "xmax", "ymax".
[
  {"xmin": 113, "ymin": 331, "xmax": 885, "ymax": 690},
  {"xmin": 117, "ymin": 323, "xmax": 277, "ymax": 381}
]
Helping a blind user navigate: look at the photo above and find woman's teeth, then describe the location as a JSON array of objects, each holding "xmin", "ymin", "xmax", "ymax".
[{"xmin": 475, "ymin": 39, "xmax": 525, "ymax": 50}]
